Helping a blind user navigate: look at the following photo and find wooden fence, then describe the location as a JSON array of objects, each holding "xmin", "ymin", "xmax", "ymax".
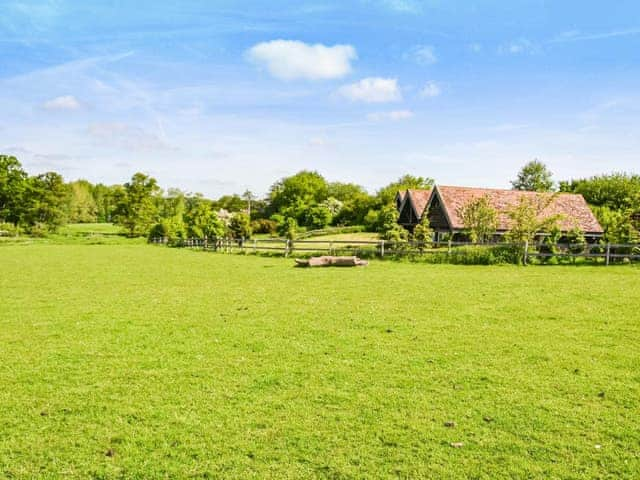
[{"xmin": 150, "ymin": 237, "xmax": 640, "ymax": 265}]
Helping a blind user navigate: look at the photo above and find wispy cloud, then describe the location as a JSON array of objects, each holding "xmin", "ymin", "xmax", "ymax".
[
  {"xmin": 42, "ymin": 95, "xmax": 82, "ymax": 111},
  {"xmin": 420, "ymin": 81, "xmax": 441, "ymax": 98},
  {"xmin": 405, "ymin": 45, "xmax": 437, "ymax": 65},
  {"xmin": 337, "ymin": 77, "xmax": 402, "ymax": 103},
  {"xmin": 87, "ymin": 123, "xmax": 175, "ymax": 152},
  {"xmin": 499, "ymin": 38, "xmax": 539, "ymax": 55},
  {"xmin": 367, "ymin": 110, "xmax": 414, "ymax": 121},
  {"xmin": 551, "ymin": 27, "xmax": 640, "ymax": 43},
  {"xmin": 374, "ymin": 0, "xmax": 422, "ymax": 13},
  {"xmin": 246, "ymin": 40, "xmax": 357, "ymax": 80}
]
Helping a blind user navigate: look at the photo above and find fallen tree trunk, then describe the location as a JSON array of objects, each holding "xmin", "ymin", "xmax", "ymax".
[{"xmin": 295, "ymin": 256, "xmax": 368, "ymax": 267}]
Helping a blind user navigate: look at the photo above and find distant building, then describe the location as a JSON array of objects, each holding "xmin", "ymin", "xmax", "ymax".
[{"xmin": 397, "ymin": 185, "xmax": 604, "ymax": 240}]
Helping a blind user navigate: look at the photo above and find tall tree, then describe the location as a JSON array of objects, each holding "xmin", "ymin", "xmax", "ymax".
[
  {"xmin": 505, "ymin": 194, "xmax": 561, "ymax": 243},
  {"xmin": 68, "ymin": 180, "xmax": 98, "ymax": 223},
  {"xmin": 242, "ymin": 190, "xmax": 254, "ymax": 217},
  {"xmin": 268, "ymin": 170, "xmax": 329, "ymax": 214},
  {"xmin": 113, "ymin": 173, "xmax": 161, "ymax": 236},
  {"xmin": 511, "ymin": 160, "xmax": 554, "ymax": 192},
  {"xmin": 559, "ymin": 173, "xmax": 640, "ymax": 210},
  {"xmin": 24, "ymin": 172, "xmax": 69, "ymax": 231},
  {"xmin": 184, "ymin": 198, "xmax": 225, "ymax": 238},
  {"xmin": 0, "ymin": 155, "xmax": 28, "ymax": 224},
  {"xmin": 457, "ymin": 195, "xmax": 498, "ymax": 243}
]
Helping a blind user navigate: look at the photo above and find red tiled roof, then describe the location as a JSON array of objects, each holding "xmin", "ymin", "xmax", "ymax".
[
  {"xmin": 406, "ymin": 189, "xmax": 433, "ymax": 217},
  {"xmin": 435, "ymin": 186, "xmax": 603, "ymax": 233}
]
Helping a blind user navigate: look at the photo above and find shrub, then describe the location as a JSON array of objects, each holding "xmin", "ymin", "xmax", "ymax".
[
  {"xmin": 277, "ymin": 217, "xmax": 298, "ymax": 240},
  {"xmin": 228, "ymin": 213, "xmax": 252, "ymax": 239},
  {"xmin": 27, "ymin": 222, "xmax": 49, "ymax": 237},
  {"xmin": 425, "ymin": 245, "xmax": 521, "ymax": 265},
  {"xmin": 0, "ymin": 222, "xmax": 20, "ymax": 237},
  {"xmin": 251, "ymin": 219, "xmax": 277, "ymax": 235}
]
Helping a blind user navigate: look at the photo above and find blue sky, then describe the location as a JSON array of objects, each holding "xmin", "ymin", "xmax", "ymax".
[{"xmin": 1, "ymin": 0, "xmax": 639, "ymax": 196}]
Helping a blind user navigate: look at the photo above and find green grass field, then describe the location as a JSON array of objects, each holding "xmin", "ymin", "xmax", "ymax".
[{"xmin": 1, "ymin": 245, "xmax": 639, "ymax": 478}]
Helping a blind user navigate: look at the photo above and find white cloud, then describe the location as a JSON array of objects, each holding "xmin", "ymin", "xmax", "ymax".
[
  {"xmin": 246, "ymin": 40, "xmax": 357, "ymax": 80},
  {"xmin": 420, "ymin": 81, "xmax": 441, "ymax": 98},
  {"xmin": 406, "ymin": 44, "xmax": 437, "ymax": 65},
  {"xmin": 87, "ymin": 123, "xmax": 174, "ymax": 152},
  {"xmin": 337, "ymin": 77, "xmax": 401, "ymax": 103},
  {"xmin": 468, "ymin": 43, "xmax": 482, "ymax": 53},
  {"xmin": 379, "ymin": 0, "xmax": 421, "ymax": 13},
  {"xmin": 551, "ymin": 28, "xmax": 640, "ymax": 43},
  {"xmin": 42, "ymin": 95, "xmax": 81, "ymax": 111},
  {"xmin": 499, "ymin": 38, "xmax": 539, "ymax": 55},
  {"xmin": 367, "ymin": 110, "xmax": 414, "ymax": 121}
]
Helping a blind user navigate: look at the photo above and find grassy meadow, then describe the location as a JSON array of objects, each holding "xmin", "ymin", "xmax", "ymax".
[{"xmin": 1, "ymin": 243, "xmax": 639, "ymax": 478}]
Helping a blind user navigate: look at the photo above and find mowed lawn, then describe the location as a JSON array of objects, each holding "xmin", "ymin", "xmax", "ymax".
[{"xmin": 1, "ymin": 245, "xmax": 639, "ymax": 479}]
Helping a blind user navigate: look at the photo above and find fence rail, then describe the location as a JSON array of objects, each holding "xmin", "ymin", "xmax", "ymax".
[{"xmin": 150, "ymin": 236, "xmax": 640, "ymax": 265}]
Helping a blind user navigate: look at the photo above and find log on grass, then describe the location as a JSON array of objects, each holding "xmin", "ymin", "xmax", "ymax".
[{"xmin": 295, "ymin": 256, "xmax": 368, "ymax": 267}]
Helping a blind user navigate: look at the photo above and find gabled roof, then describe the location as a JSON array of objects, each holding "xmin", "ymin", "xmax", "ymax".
[
  {"xmin": 395, "ymin": 190, "xmax": 406, "ymax": 203},
  {"xmin": 433, "ymin": 186, "xmax": 603, "ymax": 234},
  {"xmin": 400, "ymin": 188, "xmax": 433, "ymax": 219}
]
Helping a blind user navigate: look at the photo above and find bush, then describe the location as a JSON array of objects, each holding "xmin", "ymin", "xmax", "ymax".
[
  {"xmin": 27, "ymin": 222, "xmax": 49, "ymax": 237},
  {"xmin": 277, "ymin": 217, "xmax": 297, "ymax": 240},
  {"xmin": 228, "ymin": 213, "xmax": 252, "ymax": 239},
  {"xmin": 0, "ymin": 222, "xmax": 20, "ymax": 237},
  {"xmin": 148, "ymin": 218, "xmax": 186, "ymax": 243},
  {"xmin": 251, "ymin": 219, "xmax": 277, "ymax": 235},
  {"xmin": 424, "ymin": 245, "xmax": 521, "ymax": 265}
]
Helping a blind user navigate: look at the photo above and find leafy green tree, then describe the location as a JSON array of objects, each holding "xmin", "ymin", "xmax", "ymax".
[
  {"xmin": 276, "ymin": 216, "xmax": 298, "ymax": 240},
  {"xmin": 305, "ymin": 204, "xmax": 333, "ymax": 229},
  {"xmin": 68, "ymin": 180, "xmax": 98, "ymax": 223},
  {"xmin": 0, "ymin": 155, "xmax": 28, "ymax": 225},
  {"xmin": 24, "ymin": 172, "xmax": 69, "ymax": 231},
  {"xmin": 511, "ymin": 160, "xmax": 554, "ymax": 192},
  {"xmin": 457, "ymin": 195, "xmax": 498, "ymax": 243},
  {"xmin": 228, "ymin": 212, "xmax": 252, "ymax": 239},
  {"xmin": 593, "ymin": 206, "xmax": 639, "ymax": 244},
  {"xmin": 505, "ymin": 195, "xmax": 561, "ymax": 244},
  {"xmin": 213, "ymin": 194, "xmax": 246, "ymax": 212},
  {"xmin": 412, "ymin": 214, "xmax": 434, "ymax": 252},
  {"xmin": 559, "ymin": 173, "xmax": 640, "ymax": 210},
  {"xmin": 268, "ymin": 171, "xmax": 329, "ymax": 215},
  {"xmin": 113, "ymin": 173, "xmax": 161, "ymax": 237},
  {"xmin": 327, "ymin": 182, "xmax": 368, "ymax": 202},
  {"xmin": 184, "ymin": 199, "xmax": 224, "ymax": 238},
  {"xmin": 92, "ymin": 183, "xmax": 119, "ymax": 222},
  {"xmin": 159, "ymin": 188, "xmax": 187, "ymax": 220}
]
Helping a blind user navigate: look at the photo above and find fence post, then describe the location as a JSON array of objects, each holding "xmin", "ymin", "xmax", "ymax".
[
  {"xmin": 329, "ymin": 241, "xmax": 333, "ymax": 256},
  {"xmin": 606, "ymin": 242, "xmax": 611, "ymax": 266},
  {"xmin": 241, "ymin": 237, "xmax": 245, "ymax": 254},
  {"xmin": 447, "ymin": 238, "xmax": 452, "ymax": 255},
  {"xmin": 285, "ymin": 239, "xmax": 290, "ymax": 257},
  {"xmin": 253, "ymin": 238, "xmax": 257, "ymax": 254},
  {"xmin": 380, "ymin": 239, "xmax": 385, "ymax": 258},
  {"xmin": 523, "ymin": 240, "xmax": 529, "ymax": 265}
]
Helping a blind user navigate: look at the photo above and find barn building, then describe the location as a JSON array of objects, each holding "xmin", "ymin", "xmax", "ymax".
[{"xmin": 397, "ymin": 185, "xmax": 604, "ymax": 240}]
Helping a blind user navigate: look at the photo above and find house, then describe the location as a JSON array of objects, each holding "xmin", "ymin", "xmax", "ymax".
[{"xmin": 397, "ymin": 185, "xmax": 604, "ymax": 240}]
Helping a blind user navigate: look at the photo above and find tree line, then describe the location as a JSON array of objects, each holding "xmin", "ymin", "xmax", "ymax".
[{"xmin": 1, "ymin": 155, "xmax": 638, "ymax": 244}]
